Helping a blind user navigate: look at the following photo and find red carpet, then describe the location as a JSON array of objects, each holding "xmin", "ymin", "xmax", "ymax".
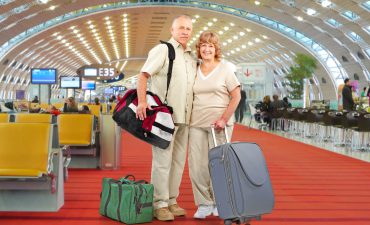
[{"xmin": 1, "ymin": 124, "xmax": 370, "ymax": 225}]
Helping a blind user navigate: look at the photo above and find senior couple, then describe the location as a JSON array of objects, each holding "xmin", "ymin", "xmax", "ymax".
[{"xmin": 136, "ymin": 14, "xmax": 241, "ymax": 221}]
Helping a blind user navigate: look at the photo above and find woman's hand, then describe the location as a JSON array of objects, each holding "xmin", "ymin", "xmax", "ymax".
[{"xmin": 214, "ymin": 118, "xmax": 226, "ymax": 130}]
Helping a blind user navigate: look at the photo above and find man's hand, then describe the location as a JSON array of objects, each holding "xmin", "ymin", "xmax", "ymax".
[{"xmin": 136, "ymin": 102, "xmax": 152, "ymax": 120}]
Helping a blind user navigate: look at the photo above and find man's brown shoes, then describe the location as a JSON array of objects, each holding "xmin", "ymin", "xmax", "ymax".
[
  {"xmin": 154, "ymin": 205, "xmax": 186, "ymax": 221},
  {"xmin": 154, "ymin": 207, "xmax": 174, "ymax": 221},
  {"xmin": 168, "ymin": 204, "xmax": 186, "ymax": 216}
]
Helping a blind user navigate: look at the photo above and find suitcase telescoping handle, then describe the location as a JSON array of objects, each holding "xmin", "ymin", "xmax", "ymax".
[{"xmin": 211, "ymin": 125, "xmax": 230, "ymax": 147}]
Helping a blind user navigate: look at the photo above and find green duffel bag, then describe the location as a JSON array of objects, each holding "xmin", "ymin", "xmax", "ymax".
[{"xmin": 99, "ymin": 175, "xmax": 153, "ymax": 224}]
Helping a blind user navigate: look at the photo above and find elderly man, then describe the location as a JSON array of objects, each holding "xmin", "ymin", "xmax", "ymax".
[{"xmin": 136, "ymin": 15, "xmax": 196, "ymax": 221}]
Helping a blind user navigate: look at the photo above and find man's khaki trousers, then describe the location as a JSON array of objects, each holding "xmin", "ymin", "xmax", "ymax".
[{"xmin": 151, "ymin": 124, "xmax": 188, "ymax": 209}]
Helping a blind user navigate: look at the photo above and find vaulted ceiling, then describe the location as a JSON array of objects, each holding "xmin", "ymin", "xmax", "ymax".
[{"xmin": 0, "ymin": 0, "xmax": 369, "ymax": 100}]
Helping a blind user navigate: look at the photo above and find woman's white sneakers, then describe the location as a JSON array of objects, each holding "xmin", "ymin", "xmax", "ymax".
[{"xmin": 194, "ymin": 205, "xmax": 218, "ymax": 219}]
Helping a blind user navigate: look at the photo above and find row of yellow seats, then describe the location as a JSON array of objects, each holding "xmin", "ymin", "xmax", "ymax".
[
  {"xmin": 0, "ymin": 113, "xmax": 96, "ymax": 147},
  {"xmin": 31, "ymin": 103, "xmax": 116, "ymax": 116}
]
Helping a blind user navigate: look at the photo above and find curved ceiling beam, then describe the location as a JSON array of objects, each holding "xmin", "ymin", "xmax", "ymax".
[{"xmin": 0, "ymin": 0, "xmax": 349, "ymax": 98}]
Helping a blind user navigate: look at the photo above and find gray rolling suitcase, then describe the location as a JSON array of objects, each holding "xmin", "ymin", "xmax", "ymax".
[{"xmin": 208, "ymin": 127, "xmax": 274, "ymax": 225}]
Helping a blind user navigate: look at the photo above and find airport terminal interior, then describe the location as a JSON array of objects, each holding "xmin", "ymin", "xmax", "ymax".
[{"xmin": 0, "ymin": 0, "xmax": 370, "ymax": 224}]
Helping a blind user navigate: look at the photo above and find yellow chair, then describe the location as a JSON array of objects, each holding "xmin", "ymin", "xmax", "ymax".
[
  {"xmin": 0, "ymin": 123, "xmax": 64, "ymax": 211},
  {"xmin": 0, "ymin": 123, "xmax": 51, "ymax": 177},
  {"xmin": 58, "ymin": 114, "xmax": 95, "ymax": 146},
  {"xmin": 110, "ymin": 103, "xmax": 117, "ymax": 114},
  {"xmin": 89, "ymin": 105, "xmax": 101, "ymax": 119},
  {"xmin": 0, "ymin": 114, "xmax": 9, "ymax": 123},
  {"xmin": 15, "ymin": 113, "xmax": 53, "ymax": 123},
  {"xmin": 39, "ymin": 103, "xmax": 49, "ymax": 110},
  {"xmin": 53, "ymin": 103, "xmax": 64, "ymax": 110}
]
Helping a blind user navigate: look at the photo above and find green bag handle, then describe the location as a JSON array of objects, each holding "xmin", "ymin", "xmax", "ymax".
[
  {"xmin": 120, "ymin": 175, "xmax": 149, "ymax": 184},
  {"xmin": 123, "ymin": 174, "xmax": 135, "ymax": 181}
]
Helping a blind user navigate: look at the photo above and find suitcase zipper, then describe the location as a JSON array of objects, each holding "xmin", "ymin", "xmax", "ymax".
[{"xmin": 223, "ymin": 144, "xmax": 240, "ymax": 218}]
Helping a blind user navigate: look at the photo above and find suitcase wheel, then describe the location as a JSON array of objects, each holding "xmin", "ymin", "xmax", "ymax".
[{"xmin": 224, "ymin": 218, "xmax": 251, "ymax": 225}]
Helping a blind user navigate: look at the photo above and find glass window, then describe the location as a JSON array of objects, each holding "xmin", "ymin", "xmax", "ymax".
[
  {"xmin": 326, "ymin": 18, "xmax": 342, "ymax": 28},
  {"xmin": 347, "ymin": 31, "xmax": 363, "ymax": 42},
  {"xmin": 0, "ymin": 14, "xmax": 6, "ymax": 23},
  {"xmin": 364, "ymin": 48, "xmax": 370, "ymax": 58},
  {"xmin": 260, "ymin": 48, "xmax": 269, "ymax": 54},
  {"xmin": 341, "ymin": 10, "xmax": 360, "ymax": 21},
  {"xmin": 361, "ymin": 1, "xmax": 370, "ymax": 11},
  {"xmin": 0, "ymin": 0, "xmax": 14, "ymax": 4},
  {"xmin": 363, "ymin": 25, "xmax": 370, "ymax": 34},
  {"xmin": 267, "ymin": 44, "xmax": 278, "ymax": 51}
]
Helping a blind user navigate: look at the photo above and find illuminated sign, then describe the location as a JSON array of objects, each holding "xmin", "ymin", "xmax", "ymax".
[{"xmin": 77, "ymin": 64, "xmax": 121, "ymax": 80}]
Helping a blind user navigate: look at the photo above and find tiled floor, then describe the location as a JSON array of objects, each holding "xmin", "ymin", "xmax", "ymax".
[{"xmin": 242, "ymin": 118, "xmax": 370, "ymax": 163}]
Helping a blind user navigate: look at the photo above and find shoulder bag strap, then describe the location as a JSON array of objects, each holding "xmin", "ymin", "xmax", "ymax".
[{"xmin": 159, "ymin": 40, "xmax": 176, "ymax": 104}]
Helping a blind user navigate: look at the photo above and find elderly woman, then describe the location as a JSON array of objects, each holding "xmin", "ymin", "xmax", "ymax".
[{"xmin": 188, "ymin": 31, "xmax": 241, "ymax": 219}]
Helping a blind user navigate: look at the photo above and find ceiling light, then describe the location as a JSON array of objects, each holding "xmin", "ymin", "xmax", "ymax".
[
  {"xmin": 230, "ymin": 23, "xmax": 235, "ymax": 26},
  {"xmin": 262, "ymin": 35, "xmax": 268, "ymax": 39},
  {"xmin": 106, "ymin": 21, "xmax": 111, "ymax": 25},
  {"xmin": 57, "ymin": 35, "xmax": 62, "ymax": 40},
  {"xmin": 37, "ymin": 0, "xmax": 49, "ymax": 3},
  {"xmin": 104, "ymin": 16, "xmax": 110, "ymax": 20},
  {"xmin": 213, "ymin": 18, "xmax": 218, "ymax": 22},
  {"xmin": 248, "ymin": 41, "xmax": 254, "ymax": 45},
  {"xmin": 49, "ymin": 5, "xmax": 56, "ymax": 10},
  {"xmin": 255, "ymin": 38, "xmax": 261, "ymax": 42},
  {"xmin": 69, "ymin": 26, "xmax": 75, "ymax": 29},
  {"xmin": 89, "ymin": 25, "xmax": 94, "ymax": 29},
  {"xmin": 227, "ymin": 39, "xmax": 232, "ymax": 43},
  {"xmin": 192, "ymin": 19, "xmax": 196, "ymax": 23},
  {"xmin": 297, "ymin": 16, "xmax": 303, "ymax": 21},
  {"xmin": 246, "ymin": 28, "xmax": 251, "ymax": 32},
  {"xmin": 203, "ymin": 27, "xmax": 208, "ymax": 31},
  {"xmin": 255, "ymin": 1, "xmax": 261, "ymax": 5},
  {"xmin": 306, "ymin": 8, "xmax": 316, "ymax": 16},
  {"xmin": 123, "ymin": 18, "xmax": 128, "ymax": 22},
  {"xmin": 239, "ymin": 31, "xmax": 245, "ymax": 36},
  {"xmin": 123, "ymin": 14, "xmax": 128, "ymax": 17},
  {"xmin": 208, "ymin": 22, "xmax": 213, "ymax": 26},
  {"xmin": 223, "ymin": 42, "xmax": 227, "ymax": 46},
  {"xmin": 224, "ymin": 26, "xmax": 229, "ymax": 31},
  {"xmin": 321, "ymin": 0, "xmax": 332, "ymax": 7},
  {"xmin": 236, "ymin": 48, "xmax": 240, "ymax": 51},
  {"xmin": 87, "ymin": 20, "xmax": 92, "ymax": 24},
  {"xmin": 242, "ymin": 45, "xmax": 246, "ymax": 48},
  {"xmin": 195, "ymin": 15, "xmax": 200, "ymax": 18},
  {"xmin": 218, "ymin": 31, "xmax": 224, "ymax": 35}
]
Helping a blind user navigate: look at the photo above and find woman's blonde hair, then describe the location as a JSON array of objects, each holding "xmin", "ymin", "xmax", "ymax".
[
  {"xmin": 196, "ymin": 31, "xmax": 222, "ymax": 61},
  {"xmin": 67, "ymin": 97, "xmax": 78, "ymax": 110}
]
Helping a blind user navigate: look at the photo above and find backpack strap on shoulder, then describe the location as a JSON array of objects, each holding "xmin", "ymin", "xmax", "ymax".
[{"xmin": 160, "ymin": 40, "xmax": 176, "ymax": 104}]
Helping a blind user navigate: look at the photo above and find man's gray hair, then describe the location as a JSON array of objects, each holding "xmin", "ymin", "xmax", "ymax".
[{"xmin": 172, "ymin": 14, "xmax": 192, "ymax": 27}]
